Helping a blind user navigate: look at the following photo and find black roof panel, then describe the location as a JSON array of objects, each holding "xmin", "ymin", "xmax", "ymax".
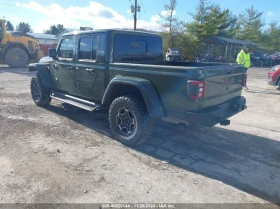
[{"xmin": 62, "ymin": 29, "xmax": 161, "ymax": 37}]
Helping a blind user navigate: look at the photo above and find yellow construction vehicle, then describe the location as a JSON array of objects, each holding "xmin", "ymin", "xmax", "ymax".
[{"xmin": 0, "ymin": 19, "xmax": 43, "ymax": 67}]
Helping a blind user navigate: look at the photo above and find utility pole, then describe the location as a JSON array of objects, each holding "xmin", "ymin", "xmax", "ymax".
[
  {"xmin": 134, "ymin": 0, "xmax": 137, "ymax": 30},
  {"xmin": 130, "ymin": 0, "xmax": 141, "ymax": 30}
]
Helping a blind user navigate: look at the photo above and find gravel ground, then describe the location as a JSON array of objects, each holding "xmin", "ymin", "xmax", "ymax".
[{"xmin": 0, "ymin": 65, "xmax": 280, "ymax": 204}]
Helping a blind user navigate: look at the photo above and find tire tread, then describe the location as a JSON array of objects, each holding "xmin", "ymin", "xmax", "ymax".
[
  {"xmin": 30, "ymin": 76, "xmax": 51, "ymax": 106},
  {"xmin": 109, "ymin": 95, "xmax": 155, "ymax": 146}
]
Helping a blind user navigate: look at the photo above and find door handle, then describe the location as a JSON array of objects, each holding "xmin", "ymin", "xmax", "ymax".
[
  {"xmin": 86, "ymin": 68, "xmax": 94, "ymax": 72},
  {"xmin": 66, "ymin": 66, "xmax": 74, "ymax": 70},
  {"xmin": 53, "ymin": 64, "xmax": 58, "ymax": 70}
]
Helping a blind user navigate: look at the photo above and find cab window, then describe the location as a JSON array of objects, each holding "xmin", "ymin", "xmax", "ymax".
[
  {"xmin": 79, "ymin": 37, "xmax": 92, "ymax": 60},
  {"xmin": 78, "ymin": 33, "xmax": 105, "ymax": 62},
  {"xmin": 78, "ymin": 36, "xmax": 98, "ymax": 60},
  {"xmin": 58, "ymin": 37, "xmax": 74, "ymax": 59},
  {"xmin": 113, "ymin": 34, "xmax": 163, "ymax": 62}
]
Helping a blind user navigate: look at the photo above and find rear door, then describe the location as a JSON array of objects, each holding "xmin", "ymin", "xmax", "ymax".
[
  {"xmin": 202, "ymin": 65, "xmax": 244, "ymax": 109},
  {"xmin": 51, "ymin": 36, "xmax": 76, "ymax": 93}
]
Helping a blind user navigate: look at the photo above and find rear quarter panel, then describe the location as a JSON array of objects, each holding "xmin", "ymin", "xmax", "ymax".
[{"xmin": 109, "ymin": 63, "xmax": 202, "ymax": 112}]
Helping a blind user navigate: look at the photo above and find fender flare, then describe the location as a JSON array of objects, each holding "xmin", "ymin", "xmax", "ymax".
[
  {"xmin": 102, "ymin": 77, "xmax": 165, "ymax": 118},
  {"xmin": 29, "ymin": 64, "xmax": 54, "ymax": 89}
]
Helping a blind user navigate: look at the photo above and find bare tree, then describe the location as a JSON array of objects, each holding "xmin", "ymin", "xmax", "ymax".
[{"xmin": 159, "ymin": 0, "xmax": 180, "ymax": 47}]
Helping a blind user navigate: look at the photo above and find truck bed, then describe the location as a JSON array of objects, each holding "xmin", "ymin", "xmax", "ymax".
[{"xmin": 110, "ymin": 61, "xmax": 245, "ymax": 113}]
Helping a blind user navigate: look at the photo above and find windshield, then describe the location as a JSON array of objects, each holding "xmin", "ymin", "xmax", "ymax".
[{"xmin": 170, "ymin": 49, "xmax": 180, "ymax": 54}]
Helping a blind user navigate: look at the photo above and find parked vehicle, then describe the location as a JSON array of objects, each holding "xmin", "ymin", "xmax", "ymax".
[
  {"xmin": 250, "ymin": 53, "xmax": 261, "ymax": 67},
  {"xmin": 260, "ymin": 53, "xmax": 275, "ymax": 67},
  {"xmin": 268, "ymin": 65, "xmax": 280, "ymax": 89},
  {"xmin": 29, "ymin": 29, "xmax": 247, "ymax": 146},
  {"xmin": 165, "ymin": 48, "xmax": 181, "ymax": 61},
  {"xmin": 250, "ymin": 52, "xmax": 275, "ymax": 67},
  {"xmin": 270, "ymin": 52, "xmax": 280, "ymax": 65},
  {"xmin": 0, "ymin": 19, "xmax": 43, "ymax": 67}
]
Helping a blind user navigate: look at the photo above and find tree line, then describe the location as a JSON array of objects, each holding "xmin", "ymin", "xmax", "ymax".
[
  {"xmin": 5, "ymin": 21, "xmax": 64, "ymax": 35},
  {"xmin": 159, "ymin": 0, "xmax": 280, "ymax": 58},
  {"xmin": 5, "ymin": 0, "xmax": 279, "ymax": 58}
]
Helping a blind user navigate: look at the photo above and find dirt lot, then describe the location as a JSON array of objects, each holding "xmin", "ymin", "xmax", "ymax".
[{"xmin": 0, "ymin": 65, "xmax": 280, "ymax": 204}]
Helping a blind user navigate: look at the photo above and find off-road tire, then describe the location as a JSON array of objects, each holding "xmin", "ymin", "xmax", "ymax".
[
  {"xmin": 5, "ymin": 48, "xmax": 29, "ymax": 68},
  {"xmin": 30, "ymin": 76, "xmax": 51, "ymax": 106},
  {"xmin": 109, "ymin": 95, "xmax": 155, "ymax": 146}
]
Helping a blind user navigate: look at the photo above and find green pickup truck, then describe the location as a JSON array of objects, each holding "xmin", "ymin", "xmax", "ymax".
[{"xmin": 29, "ymin": 29, "xmax": 247, "ymax": 145}]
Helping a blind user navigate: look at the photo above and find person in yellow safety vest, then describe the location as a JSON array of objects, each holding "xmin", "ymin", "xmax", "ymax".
[{"xmin": 236, "ymin": 46, "xmax": 251, "ymax": 90}]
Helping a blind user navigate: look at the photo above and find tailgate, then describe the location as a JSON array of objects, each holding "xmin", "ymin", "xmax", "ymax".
[{"xmin": 201, "ymin": 65, "xmax": 244, "ymax": 109}]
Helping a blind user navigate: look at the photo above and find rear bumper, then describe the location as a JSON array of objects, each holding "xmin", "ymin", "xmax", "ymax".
[
  {"xmin": 163, "ymin": 96, "xmax": 247, "ymax": 127},
  {"xmin": 167, "ymin": 56, "xmax": 181, "ymax": 61}
]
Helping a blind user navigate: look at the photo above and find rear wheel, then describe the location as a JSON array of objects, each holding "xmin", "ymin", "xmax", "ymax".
[
  {"xmin": 109, "ymin": 95, "xmax": 155, "ymax": 146},
  {"xmin": 30, "ymin": 76, "xmax": 51, "ymax": 106},
  {"xmin": 5, "ymin": 48, "xmax": 29, "ymax": 68}
]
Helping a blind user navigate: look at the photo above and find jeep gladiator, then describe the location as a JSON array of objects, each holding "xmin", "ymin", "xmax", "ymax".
[{"xmin": 29, "ymin": 29, "xmax": 247, "ymax": 145}]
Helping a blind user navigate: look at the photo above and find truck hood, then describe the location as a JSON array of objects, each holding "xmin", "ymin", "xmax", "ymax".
[{"xmin": 39, "ymin": 56, "xmax": 53, "ymax": 63}]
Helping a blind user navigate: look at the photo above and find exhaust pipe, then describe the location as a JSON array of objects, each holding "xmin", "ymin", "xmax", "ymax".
[{"xmin": 220, "ymin": 120, "xmax": 230, "ymax": 126}]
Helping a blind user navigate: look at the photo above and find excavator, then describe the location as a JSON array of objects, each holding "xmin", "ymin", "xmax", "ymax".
[{"xmin": 0, "ymin": 19, "xmax": 43, "ymax": 67}]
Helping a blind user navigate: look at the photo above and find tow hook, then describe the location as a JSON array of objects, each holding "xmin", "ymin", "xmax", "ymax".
[{"xmin": 220, "ymin": 120, "xmax": 230, "ymax": 126}]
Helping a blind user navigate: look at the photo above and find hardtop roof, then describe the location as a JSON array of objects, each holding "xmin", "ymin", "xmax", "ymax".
[{"xmin": 62, "ymin": 29, "xmax": 161, "ymax": 37}]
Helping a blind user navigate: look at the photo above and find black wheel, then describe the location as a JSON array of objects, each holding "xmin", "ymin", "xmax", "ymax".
[
  {"xmin": 30, "ymin": 76, "xmax": 51, "ymax": 106},
  {"xmin": 278, "ymin": 79, "xmax": 280, "ymax": 90},
  {"xmin": 5, "ymin": 48, "xmax": 29, "ymax": 68},
  {"xmin": 109, "ymin": 95, "xmax": 155, "ymax": 146}
]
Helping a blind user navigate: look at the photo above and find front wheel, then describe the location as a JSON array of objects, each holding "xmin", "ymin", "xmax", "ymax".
[
  {"xmin": 109, "ymin": 95, "xmax": 155, "ymax": 146},
  {"xmin": 30, "ymin": 76, "xmax": 51, "ymax": 106}
]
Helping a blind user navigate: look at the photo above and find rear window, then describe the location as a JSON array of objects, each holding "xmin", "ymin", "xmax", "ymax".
[{"xmin": 113, "ymin": 34, "xmax": 163, "ymax": 62}]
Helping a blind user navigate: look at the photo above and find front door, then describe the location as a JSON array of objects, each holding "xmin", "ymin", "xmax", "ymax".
[
  {"xmin": 73, "ymin": 33, "xmax": 106, "ymax": 100},
  {"xmin": 51, "ymin": 36, "xmax": 76, "ymax": 93}
]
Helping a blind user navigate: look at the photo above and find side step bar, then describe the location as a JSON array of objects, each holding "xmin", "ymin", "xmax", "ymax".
[{"xmin": 51, "ymin": 92, "xmax": 102, "ymax": 112}]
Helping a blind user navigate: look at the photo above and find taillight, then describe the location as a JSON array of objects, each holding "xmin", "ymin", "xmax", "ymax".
[
  {"xmin": 187, "ymin": 80, "xmax": 205, "ymax": 99},
  {"xmin": 242, "ymin": 73, "xmax": 247, "ymax": 87}
]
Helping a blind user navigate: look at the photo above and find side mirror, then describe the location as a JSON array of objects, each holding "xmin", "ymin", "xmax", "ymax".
[{"xmin": 48, "ymin": 48, "xmax": 57, "ymax": 58}]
